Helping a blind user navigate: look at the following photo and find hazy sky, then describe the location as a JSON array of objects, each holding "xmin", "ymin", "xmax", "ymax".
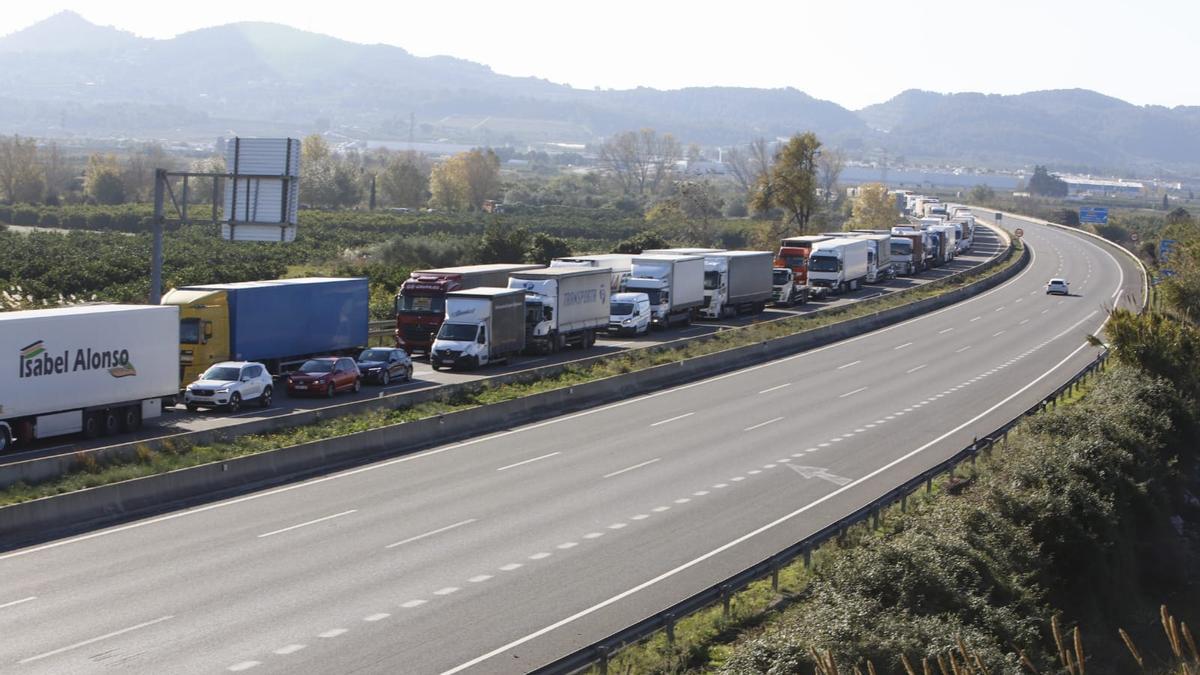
[{"xmin": 2, "ymin": 0, "xmax": 1195, "ymax": 110}]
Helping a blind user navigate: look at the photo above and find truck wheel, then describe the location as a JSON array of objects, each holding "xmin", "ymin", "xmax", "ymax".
[
  {"xmin": 850, "ymin": 279, "xmax": 860, "ymax": 291},
  {"xmin": 259, "ymin": 387, "xmax": 273, "ymax": 408},
  {"xmin": 103, "ymin": 410, "xmax": 121, "ymax": 436},
  {"xmin": 82, "ymin": 413, "xmax": 101, "ymax": 439},
  {"xmin": 227, "ymin": 392, "xmax": 242, "ymax": 413},
  {"xmin": 120, "ymin": 405, "xmax": 142, "ymax": 433}
]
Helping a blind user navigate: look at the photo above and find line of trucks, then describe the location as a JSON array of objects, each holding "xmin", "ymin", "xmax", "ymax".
[{"xmin": 0, "ymin": 203, "xmax": 982, "ymax": 452}]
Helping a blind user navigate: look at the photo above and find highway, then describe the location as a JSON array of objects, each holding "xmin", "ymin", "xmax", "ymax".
[
  {"xmin": 3, "ymin": 233, "xmax": 1004, "ymax": 465},
  {"xmin": 0, "ymin": 215, "xmax": 1142, "ymax": 674}
]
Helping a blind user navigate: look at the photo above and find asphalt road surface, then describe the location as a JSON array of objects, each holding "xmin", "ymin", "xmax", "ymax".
[
  {"xmin": 0, "ymin": 216, "xmax": 1140, "ymax": 674},
  {"xmin": 4, "ymin": 229, "xmax": 1004, "ymax": 465}
]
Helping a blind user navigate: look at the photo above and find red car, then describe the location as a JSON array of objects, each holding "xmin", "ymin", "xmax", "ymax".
[{"xmin": 286, "ymin": 357, "xmax": 361, "ymax": 398}]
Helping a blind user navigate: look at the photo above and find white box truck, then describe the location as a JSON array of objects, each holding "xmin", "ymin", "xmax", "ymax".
[
  {"xmin": 850, "ymin": 233, "xmax": 894, "ymax": 283},
  {"xmin": 699, "ymin": 251, "xmax": 774, "ymax": 319},
  {"xmin": 807, "ymin": 238, "xmax": 870, "ymax": 293},
  {"xmin": 626, "ymin": 255, "xmax": 705, "ymax": 328},
  {"xmin": 507, "ymin": 267, "xmax": 610, "ymax": 353},
  {"xmin": 430, "ymin": 288, "xmax": 526, "ymax": 371},
  {"xmin": 0, "ymin": 304, "xmax": 180, "ymax": 450},
  {"xmin": 550, "ymin": 254, "xmax": 633, "ymax": 293}
]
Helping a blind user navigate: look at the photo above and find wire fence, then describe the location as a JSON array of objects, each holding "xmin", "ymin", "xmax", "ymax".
[{"xmin": 534, "ymin": 350, "xmax": 1110, "ymax": 675}]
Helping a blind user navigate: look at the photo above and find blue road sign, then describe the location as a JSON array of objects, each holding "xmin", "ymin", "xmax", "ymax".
[{"xmin": 1079, "ymin": 207, "xmax": 1109, "ymax": 224}]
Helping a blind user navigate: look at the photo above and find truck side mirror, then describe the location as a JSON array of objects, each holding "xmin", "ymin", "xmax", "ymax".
[{"xmin": 203, "ymin": 321, "xmax": 213, "ymax": 340}]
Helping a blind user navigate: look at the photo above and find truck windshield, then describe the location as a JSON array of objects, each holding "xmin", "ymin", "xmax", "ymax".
[
  {"xmin": 437, "ymin": 323, "xmax": 478, "ymax": 341},
  {"xmin": 703, "ymin": 271, "xmax": 721, "ymax": 290},
  {"xmin": 202, "ymin": 366, "xmax": 241, "ymax": 381},
  {"xmin": 772, "ymin": 269, "xmax": 792, "ymax": 285},
  {"xmin": 779, "ymin": 254, "xmax": 806, "ymax": 269},
  {"xmin": 180, "ymin": 318, "xmax": 201, "ymax": 344},
  {"xmin": 610, "ymin": 302, "xmax": 634, "ymax": 316},
  {"xmin": 525, "ymin": 301, "xmax": 544, "ymax": 324},
  {"xmin": 808, "ymin": 255, "xmax": 840, "ymax": 273},
  {"xmin": 631, "ymin": 289, "xmax": 661, "ymax": 305},
  {"xmin": 891, "ymin": 241, "xmax": 912, "ymax": 256},
  {"xmin": 397, "ymin": 294, "xmax": 445, "ymax": 314}
]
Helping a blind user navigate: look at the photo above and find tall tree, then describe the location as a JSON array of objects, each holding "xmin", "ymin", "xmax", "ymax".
[
  {"xmin": 40, "ymin": 142, "xmax": 74, "ymax": 203},
  {"xmin": 817, "ymin": 148, "xmax": 845, "ymax": 204},
  {"xmin": 746, "ymin": 138, "xmax": 777, "ymax": 217},
  {"xmin": 123, "ymin": 143, "xmax": 174, "ymax": 201},
  {"xmin": 378, "ymin": 152, "xmax": 431, "ymax": 209},
  {"xmin": 724, "ymin": 146, "xmax": 754, "ymax": 196},
  {"xmin": 0, "ymin": 135, "xmax": 45, "ymax": 203},
  {"xmin": 759, "ymin": 132, "xmax": 822, "ymax": 233},
  {"xmin": 598, "ymin": 128, "xmax": 679, "ymax": 197},
  {"xmin": 846, "ymin": 183, "xmax": 897, "ymax": 231},
  {"xmin": 1028, "ymin": 165, "xmax": 1068, "ymax": 197},
  {"xmin": 429, "ymin": 160, "xmax": 468, "ymax": 212},
  {"xmin": 84, "ymin": 154, "xmax": 126, "ymax": 205},
  {"xmin": 459, "ymin": 148, "xmax": 501, "ymax": 210}
]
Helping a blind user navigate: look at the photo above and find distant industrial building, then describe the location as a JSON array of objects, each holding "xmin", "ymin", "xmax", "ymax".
[{"xmin": 1060, "ymin": 175, "xmax": 1144, "ymax": 198}]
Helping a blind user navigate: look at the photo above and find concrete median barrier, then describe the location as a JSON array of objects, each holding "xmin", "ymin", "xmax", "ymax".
[{"xmin": 0, "ymin": 234, "xmax": 1025, "ymax": 546}]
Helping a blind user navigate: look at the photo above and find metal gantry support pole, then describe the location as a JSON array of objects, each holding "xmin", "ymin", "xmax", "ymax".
[{"xmin": 150, "ymin": 168, "xmax": 167, "ymax": 305}]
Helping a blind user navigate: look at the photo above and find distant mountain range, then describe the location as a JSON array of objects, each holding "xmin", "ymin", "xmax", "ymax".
[{"xmin": 2, "ymin": 11, "xmax": 1198, "ymax": 176}]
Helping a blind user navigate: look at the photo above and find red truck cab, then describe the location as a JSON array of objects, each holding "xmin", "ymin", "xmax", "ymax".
[{"xmin": 775, "ymin": 236, "xmax": 833, "ymax": 290}]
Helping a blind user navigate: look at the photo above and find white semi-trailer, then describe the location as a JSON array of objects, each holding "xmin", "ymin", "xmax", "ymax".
[
  {"xmin": 0, "ymin": 304, "xmax": 180, "ymax": 451},
  {"xmin": 550, "ymin": 254, "xmax": 634, "ymax": 293}
]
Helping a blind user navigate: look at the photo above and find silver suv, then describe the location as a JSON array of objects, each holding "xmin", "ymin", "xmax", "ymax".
[{"xmin": 184, "ymin": 361, "xmax": 274, "ymax": 413}]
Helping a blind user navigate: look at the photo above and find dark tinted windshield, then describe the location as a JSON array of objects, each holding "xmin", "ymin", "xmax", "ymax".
[
  {"xmin": 891, "ymin": 241, "xmax": 912, "ymax": 256},
  {"xmin": 772, "ymin": 269, "xmax": 792, "ymax": 285},
  {"xmin": 202, "ymin": 366, "xmax": 240, "ymax": 381},
  {"xmin": 397, "ymin": 294, "xmax": 445, "ymax": 314},
  {"xmin": 438, "ymin": 323, "xmax": 478, "ymax": 341},
  {"xmin": 180, "ymin": 318, "xmax": 200, "ymax": 344},
  {"xmin": 358, "ymin": 349, "xmax": 391, "ymax": 361},
  {"xmin": 808, "ymin": 255, "xmax": 840, "ymax": 273},
  {"xmin": 779, "ymin": 254, "xmax": 806, "ymax": 269},
  {"xmin": 703, "ymin": 271, "xmax": 720, "ymax": 290},
  {"xmin": 610, "ymin": 302, "xmax": 634, "ymax": 315},
  {"xmin": 631, "ymin": 288, "xmax": 661, "ymax": 305},
  {"xmin": 299, "ymin": 360, "xmax": 334, "ymax": 373}
]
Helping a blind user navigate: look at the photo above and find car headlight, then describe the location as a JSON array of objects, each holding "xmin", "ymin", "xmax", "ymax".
[{"xmin": 216, "ymin": 387, "xmax": 230, "ymax": 394}]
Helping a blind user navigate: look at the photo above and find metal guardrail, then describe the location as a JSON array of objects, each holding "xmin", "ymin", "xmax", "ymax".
[
  {"xmin": 535, "ymin": 350, "xmax": 1110, "ymax": 675},
  {"xmin": 368, "ymin": 319, "xmax": 393, "ymax": 347}
]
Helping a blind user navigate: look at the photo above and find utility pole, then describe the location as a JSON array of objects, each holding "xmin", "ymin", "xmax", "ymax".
[{"xmin": 150, "ymin": 168, "xmax": 167, "ymax": 304}]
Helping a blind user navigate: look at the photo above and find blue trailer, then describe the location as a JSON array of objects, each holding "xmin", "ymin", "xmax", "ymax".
[{"xmin": 162, "ymin": 277, "xmax": 369, "ymax": 384}]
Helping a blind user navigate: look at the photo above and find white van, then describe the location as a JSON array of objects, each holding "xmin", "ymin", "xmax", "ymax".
[{"xmin": 608, "ymin": 292, "xmax": 652, "ymax": 336}]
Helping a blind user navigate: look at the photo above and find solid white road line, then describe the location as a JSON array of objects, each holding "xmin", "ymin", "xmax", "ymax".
[
  {"xmin": 385, "ymin": 518, "xmax": 478, "ymax": 549},
  {"xmin": 906, "ymin": 364, "xmax": 927, "ymax": 374},
  {"xmin": 836, "ymin": 360, "xmax": 861, "ymax": 369},
  {"xmin": 603, "ymin": 458, "xmax": 661, "ymax": 479},
  {"xmin": 19, "ymin": 615, "xmax": 174, "ymax": 664},
  {"xmin": 758, "ymin": 382, "xmax": 792, "ymax": 393},
  {"xmin": 439, "ymin": 293, "xmax": 1107, "ymax": 675},
  {"xmin": 258, "ymin": 510, "xmax": 357, "ymax": 538},
  {"xmin": 496, "ymin": 452, "xmax": 561, "ymax": 472},
  {"xmin": 650, "ymin": 412, "xmax": 693, "ymax": 427},
  {"xmin": 839, "ymin": 387, "xmax": 867, "ymax": 398},
  {"xmin": 743, "ymin": 417, "xmax": 784, "ymax": 432},
  {"xmin": 0, "ymin": 596, "xmax": 36, "ymax": 610}
]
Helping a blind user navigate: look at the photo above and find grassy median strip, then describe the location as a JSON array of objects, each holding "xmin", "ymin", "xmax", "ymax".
[{"xmin": 0, "ymin": 242, "xmax": 1019, "ymax": 507}]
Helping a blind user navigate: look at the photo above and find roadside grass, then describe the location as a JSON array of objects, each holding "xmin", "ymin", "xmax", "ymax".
[{"xmin": 0, "ymin": 240, "xmax": 1018, "ymax": 507}]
